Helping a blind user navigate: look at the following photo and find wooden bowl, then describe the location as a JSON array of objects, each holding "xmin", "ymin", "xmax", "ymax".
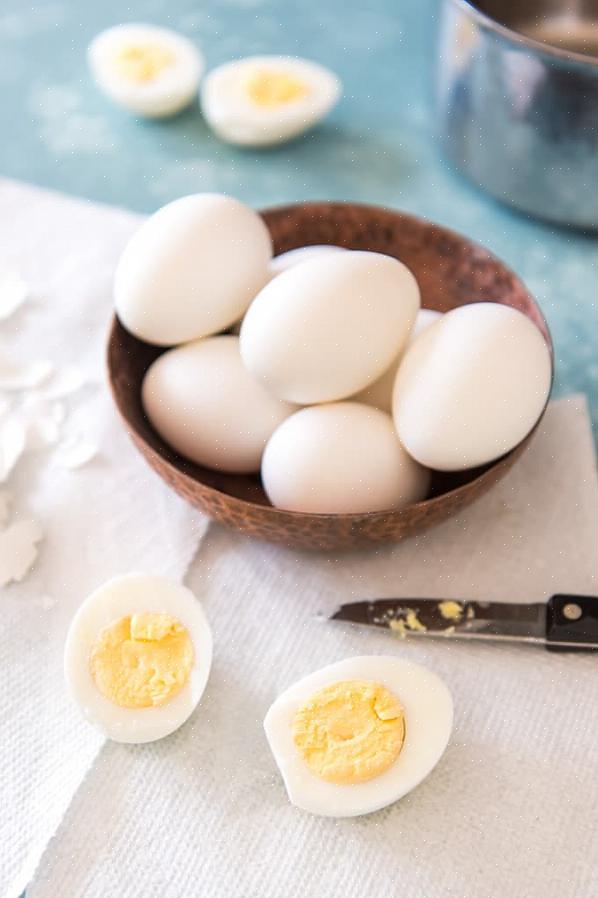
[{"xmin": 107, "ymin": 201, "xmax": 552, "ymax": 551}]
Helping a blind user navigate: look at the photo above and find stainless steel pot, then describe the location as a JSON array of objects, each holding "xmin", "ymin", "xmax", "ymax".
[{"xmin": 438, "ymin": 0, "xmax": 598, "ymax": 228}]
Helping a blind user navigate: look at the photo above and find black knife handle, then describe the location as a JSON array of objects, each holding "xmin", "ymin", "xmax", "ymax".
[{"xmin": 546, "ymin": 595, "xmax": 598, "ymax": 651}]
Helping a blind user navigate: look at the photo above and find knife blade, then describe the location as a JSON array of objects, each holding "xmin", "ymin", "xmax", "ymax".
[{"xmin": 329, "ymin": 594, "xmax": 598, "ymax": 651}]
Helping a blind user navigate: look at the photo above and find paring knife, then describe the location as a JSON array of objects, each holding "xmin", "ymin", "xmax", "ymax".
[{"xmin": 330, "ymin": 594, "xmax": 598, "ymax": 651}]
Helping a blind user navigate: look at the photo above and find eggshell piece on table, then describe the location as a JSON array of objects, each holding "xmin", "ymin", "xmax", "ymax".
[
  {"xmin": 261, "ymin": 402, "xmax": 430, "ymax": 514},
  {"xmin": 264, "ymin": 655, "xmax": 453, "ymax": 818},
  {"xmin": 115, "ymin": 194, "xmax": 273, "ymax": 346},
  {"xmin": 88, "ymin": 24, "xmax": 204, "ymax": 118},
  {"xmin": 64, "ymin": 573, "xmax": 212, "ymax": 744},
  {"xmin": 142, "ymin": 335, "xmax": 297, "ymax": 473},
  {"xmin": 355, "ymin": 308, "xmax": 443, "ymax": 413},
  {"xmin": 393, "ymin": 302, "xmax": 552, "ymax": 471},
  {"xmin": 240, "ymin": 251, "xmax": 420, "ymax": 404},
  {"xmin": 200, "ymin": 55, "xmax": 341, "ymax": 147}
]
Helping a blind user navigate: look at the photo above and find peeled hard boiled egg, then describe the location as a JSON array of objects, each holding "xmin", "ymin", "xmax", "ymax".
[
  {"xmin": 229, "ymin": 246, "xmax": 347, "ymax": 334},
  {"xmin": 64, "ymin": 573, "xmax": 212, "ymax": 744},
  {"xmin": 393, "ymin": 302, "xmax": 552, "ymax": 471},
  {"xmin": 142, "ymin": 335, "xmax": 297, "ymax": 473},
  {"xmin": 269, "ymin": 244, "xmax": 347, "ymax": 278},
  {"xmin": 88, "ymin": 24, "xmax": 204, "ymax": 118},
  {"xmin": 200, "ymin": 55, "xmax": 341, "ymax": 147},
  {"xmin": 264, "ymin": 655, "xmax": 453, "ymax": 817},
  {"xmin": 241, "ymin": 251, "xmax": 420, "ymax": 404},
  {"xmin": 355, "ymin": 308, "xmax": 443, "ymax": 412},
  {"xmin": 261, "ymin": 402, "xmax": 429, "ymax": 514},
  {"xmin": 115, "ymin": 194, "xmax": 272, "ymax": 346}
]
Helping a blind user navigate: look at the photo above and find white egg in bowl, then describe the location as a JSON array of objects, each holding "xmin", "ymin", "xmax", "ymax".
[
  {"xmin": 240, "ymin": 251, "xmax": 420, "ymax": 404},
  {"xmin": 200, "ymin": 55, "xmax": 341, "ymax": 147},
  {"xmin": 354, "ymin": 308, "xmax": 443, "ymax": 413},
  {"xmin": 142, "ymin": 335, "xmax": 297, "ymax": 473},
  {"xmin": 261, "ymin": 402, "xmax": 430, "ymax": 514},
  {"xmin": 65, "ymin": 573, "xmax": 212, "ymax": 743},
  {"xmin": 88, "ymin": 23, "xmax": 204, "ymax": 118},
  {"xmin": 264, "ymin": 655, "xmax": 453, "ymax": 817},
  {"xmin": 115, "ymin": 193, "xmax": 273, "ymax": 346},
  {"xmin": 268, "ymin": 244, "xmax": 347, "ymax": 278}
]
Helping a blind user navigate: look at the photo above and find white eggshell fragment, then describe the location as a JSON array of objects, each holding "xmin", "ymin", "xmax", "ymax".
[
  {"xmin": 200, "ymin": 55, "xmax": 341, "ymax": 147},
  {"xmin": 240, "ymin": 251, "xmax": 420, "ymax": 404},
  {"xmin": 143, "ymin": 335, "xmax": 297, "ymax": 473},
  {"xmin": 264, "ymin": 655, "xmax": 453, "ymax": 818},
  {"xmin": 0, "ymin": 417, "xmax": 26, "ymax": 482},
  {"xmin": 115, "ymin": 194, "xmax": 273, "ymax": 346},
  {"xmin": 355, "ymin": 308, "xmax": 443, "ymax": 412},
  {"xmin": 55, "ymin": 434, "xmax": 98, "ymax": 469},
  {"xmin": 88, "ymin": 24, "xmax": 204, "ymax": 118},
  {"xmin": 0, "ymin": 267, "xmax": 29, "ymax": 321},
  {"xmin": 0, "ymin": 358, "xmax": 54, "ymax": 391},
  {"xmin": 393, "ymin": 303, "xmax": 552, "ymax": 471},
  {"xmin": 262, "ymin": 402, "xmax": 430, "ymax": 514},
  {"xmin": 64, "ymin": 573, "xmax": 212, "ymax": 744},
  {"xmin": 0, "ymin": 490, "xmax": 10, "ymax": 527},
  {"xmin": 0, "ymin": 519, "xmax": 43, "ymax": 587}
]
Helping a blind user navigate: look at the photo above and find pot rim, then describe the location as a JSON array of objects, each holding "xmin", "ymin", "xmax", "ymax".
[{"xmin": 454, "ymin": 0, "xmax": 598, "ymax": 67}]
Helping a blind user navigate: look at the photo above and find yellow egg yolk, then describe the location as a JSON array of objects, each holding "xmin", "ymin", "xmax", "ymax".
[
  {"xmin": 89, "ymin": 612, "xmax": 194, "ymax": 709},
  {"xmin": 438, "ymin": 600, "xmax": 464, "ymax": 622},
  {"xmin": 113, "ymin": 43, "xmax": 175, "ymax": 83},
  {"xmin": 245, "ymin": 69, "xmax": 310, "ymax": 106},
  {"xmin": 292, "ymin": 680, "xmax": 405, "ymax": 785}
]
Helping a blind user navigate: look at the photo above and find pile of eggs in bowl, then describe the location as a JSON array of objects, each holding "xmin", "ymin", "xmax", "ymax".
[{"xmin": 115, "ymin": 192, "xmax": 553, "ymax": 516}]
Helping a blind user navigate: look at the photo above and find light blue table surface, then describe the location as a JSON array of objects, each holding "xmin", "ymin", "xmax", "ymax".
[{"xmin": 1, "ymin": 0, "xmax": 597, "ymax": 436}]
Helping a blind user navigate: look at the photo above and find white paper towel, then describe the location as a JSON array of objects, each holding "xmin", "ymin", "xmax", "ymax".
[
  {"xmin": 29, "ymin": 396, "xmax": 598, "ymax": 898},
  {"xmin": 0, "ymin": 180, "xmax": 208, "ymax": 898}
]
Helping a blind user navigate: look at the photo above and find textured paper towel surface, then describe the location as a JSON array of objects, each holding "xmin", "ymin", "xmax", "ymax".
[
  {"xmin": 0, "ymin": 180, "xmax": 207, "ymax": 898},
  {"xmin": 30, "ymin": 396, "xmax": 598, "ymax": 898}
]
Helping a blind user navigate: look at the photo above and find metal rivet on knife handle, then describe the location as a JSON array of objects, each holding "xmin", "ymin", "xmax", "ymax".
[{"xmin": 562, "ymin": 603, "xmax": 583, "ymax": 622}]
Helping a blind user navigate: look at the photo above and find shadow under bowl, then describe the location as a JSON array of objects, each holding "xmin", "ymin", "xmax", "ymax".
[{"xmin": 107, "ymin": 200, "xmax": 553, "ymax": 551}]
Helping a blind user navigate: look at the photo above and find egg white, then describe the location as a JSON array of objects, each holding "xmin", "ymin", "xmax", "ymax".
[
  {"xmin": 354, "ymin": 308, "xmax": 443, "ymax": 413},
  {"xmin": 114, "ymin": 193, "xmax": 273, "ymax": 346},
  {"xmin": 392, "ymin": 302, "xmax": 553, "ymax": 471},
  {"xmin": 64, "ymin": 573, "xmax": 212, "ymax": 744},
  {"xmin": 269, "ymin": 245, "xmax": 347, "ymax": 278},
  {"xmin": 200, "ymin": 55, "xmax": 341, "ymax": 147},
  {"xmin": 227, "ymin": 246, "xmax": 348, "ymax": 333},
  {"xmin": 240, "ymin": 251, "xmax": 420, "ymax": 404},
  {"xmin": 142, "ymin": 335, "xmax": 297, "ymax": 473},
  {"xmin": 88, "ymin": 24, "xmax": 204, "ymax": 118},
  {"xmin": 264, "ymin": 655, "xmax": 453, "ymax": 818}
]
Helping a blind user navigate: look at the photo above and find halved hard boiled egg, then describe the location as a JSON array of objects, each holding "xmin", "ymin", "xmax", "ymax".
[
  {"xmin": 88, "ymin": 24, "xmax": 204, "ymax": 118},
  {"xmin": 264, "ymin": 655, "xmax": 453, "ymax": 817},
  {"xmin": 200, "ymin": 55, "xmax": 341, "ymax": 147},
  {"xmin": 65, "ymin": 573, "xmax": 212, "ymax": 743}
]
